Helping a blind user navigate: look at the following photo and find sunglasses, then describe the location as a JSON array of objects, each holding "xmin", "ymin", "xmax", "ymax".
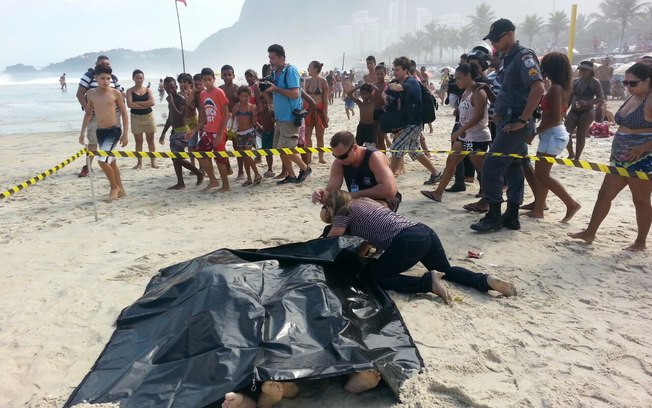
[
  {"xmin": 623, "ymin": 80, "xmax": 641, "ymax": 87},
  {"xmin": 334, "ymin": 144, "xmax": 354, "ymax": 160}
]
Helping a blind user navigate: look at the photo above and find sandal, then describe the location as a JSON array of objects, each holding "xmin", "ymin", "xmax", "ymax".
[
  {"xmin": 253, "ymin": 175, "xmax": 262, "ymax": 185},
  {"xmin": 420, "ymin": 190, "xmax": 442, "ymax": 202},
  {"xmin": 242, "ymin": 180, "xmax": 253, "ymax": 187},
  {"xmin": 520, "ymin": 202, "xmax": 549, "ymax": 211},
  {"xmin": 463, "ymin": 201, "xmax": 489, "ymax": 213}
]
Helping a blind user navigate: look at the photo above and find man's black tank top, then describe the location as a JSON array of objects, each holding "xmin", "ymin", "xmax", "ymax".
[{"xmin": 343, "ymin": 148, "xmax": 378, "ymax": 192}]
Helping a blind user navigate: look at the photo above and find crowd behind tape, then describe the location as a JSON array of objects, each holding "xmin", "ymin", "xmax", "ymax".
[{"xmin": 1, "ymin": 147, "xmax": 649, "ymax": 200}]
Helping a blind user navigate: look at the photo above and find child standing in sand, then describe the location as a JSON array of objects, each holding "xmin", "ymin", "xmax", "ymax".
[
  {"xmin": 231, "ymin": 86, "xmax": 262, "ymax": 186},
  {"xmin": 79, "ymin": 64, "xmax": 129, "ymax": 202},
  {"xmin": 198, "ymin": 67, "xmax": 230, "ymax": 193},
  {"xmin": 346, "ymin": 83, "xmax": 376, "ymax": 146},
  {"xmin": 256, "ymin": 95, "xmax": 276, "ymax": 178},
  {"xmin": 159, "ymin": 77, "xmax": 204, "ymax": 190}
]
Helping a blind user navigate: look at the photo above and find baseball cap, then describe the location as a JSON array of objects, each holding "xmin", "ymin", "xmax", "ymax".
[
  {"xmin": 483, "ymin": 19, "xmax": 516, "ymax": 42},
  {"xmin": 578, "ymin": 61, "xmax": 594, "ymax": 71}
]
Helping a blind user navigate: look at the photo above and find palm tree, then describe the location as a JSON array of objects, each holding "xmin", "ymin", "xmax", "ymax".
[
  {"xmin": 594, "ymin": 0, "xmax": 650, "ymax": 50},
  {"xmin": 468, "ymin": 3, "xmax": 495, "ymax": 38},
  {"xmin": 520, "ymin": 14, "xmax": 545, "ymax": 50},
  {"xmin": 547, "ymin": 10, "xmax": 569, "ymax": 49}
]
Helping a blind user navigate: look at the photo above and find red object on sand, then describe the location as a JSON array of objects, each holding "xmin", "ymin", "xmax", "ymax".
[{"xmin": 467, "ymin": 250, "xmax": 483, "ymax": 259}]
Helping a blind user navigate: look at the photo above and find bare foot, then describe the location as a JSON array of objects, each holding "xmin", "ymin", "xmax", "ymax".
[
  {"xmin": 118, "ymin": 189, "xmax": 126, "ymax": 198},
  {"xmin": 258, "ymin": 381, "xmax": 284, "ymax": 408},
  {"xmin": 430, "ymin": 271, "xmax": 451, "ymax": 303},
  {"xmin": 624, "ymin": 242, "xmax": 647, "ymax": 252},
  {"xmin": 568, "ymin": 230, "xmax": 595, "ymax": 244},
  {"xmin": 523, "ymin": 210, "xmax": 544, "ymax": 219},
  {"xmin": 235, "ymin": 173, "xmax": 245, "ymax": 181},
  {"xmin": 561, "ymin": 202, "xmax": 581, "ymax": 223},
  {"xmin": 487, "ymin": 276, "xmax": 517, "ymax": 296},
  {"xmin": 196, "ymin": 172, "xmax": 205, "ymax": 186},
  {"xmin": 281, "ymin": 382, "xmax": 299, "ymax": 398},
  {"xmin": 201, "ymin": 183, "xmax": 220, "ymax": 192},
  {"xmin": 216, "ymin": 186, "xmax": 231, "ymax": 193},
  {"xmin": 344, "ymin": 370, "xmax": 381, "ymax": 394},
  {"xmin": 318, "ymin": 159, "xmax": 327, "ymax": 164},
  {"xmin": 274, "ymin": 172, "xmax": 287, "ymax": 180},
  {"xmin": 151, "ymin": 161, "xmax": 160, "ymax": 169},
  {"xmin": 167, "ymin": 184, "xmax": 186, "ymax": 190},
  {"xmin": 109, "ymin": 187, "xmax": 120, "ymax": 201},
  {"xmin": 132, "ymin": 164, "xmax": 142, "ymax": 170},
  {"xmin": 221, "ymin": 392, "xmax": 255, "ymax": 408}
]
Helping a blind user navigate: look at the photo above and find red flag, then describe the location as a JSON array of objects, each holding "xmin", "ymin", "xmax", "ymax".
[{"xmin": 176, "ymin": 0, "xmax": 186, "ymax": 6}]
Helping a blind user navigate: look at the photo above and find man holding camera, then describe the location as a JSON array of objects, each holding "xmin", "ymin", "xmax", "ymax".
[
  {"xmin": 470, "ymin": 18, "xmax": 545, "ymax": 232},
  {"xmin": 262, "ymin": 44, "xmax": 312, "ymax": 184}
]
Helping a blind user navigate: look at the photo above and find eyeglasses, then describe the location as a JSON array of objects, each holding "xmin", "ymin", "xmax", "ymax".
[
  {"xmin": 623, "ymin": 80, "xmax": 641, "ymax": 87},
  {"xmin": 334, "ymin": 144, "xmax": 354, "ymax": 160}
]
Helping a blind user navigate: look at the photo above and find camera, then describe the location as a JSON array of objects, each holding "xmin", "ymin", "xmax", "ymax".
[
  {"xmin": 258, "ymin": 75, "xmax": 275, "ymax": 92},
  {"xmin": 292, "ymin": 108, "xmax": 308, "ymax": 126}
]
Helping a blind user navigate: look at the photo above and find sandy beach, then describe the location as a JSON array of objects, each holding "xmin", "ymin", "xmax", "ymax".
[{"xmin": 1, "ymin": 98, "xmax": 650, "ymax": 408}]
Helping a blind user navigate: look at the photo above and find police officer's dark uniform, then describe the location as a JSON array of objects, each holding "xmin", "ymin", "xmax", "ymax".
[{"xmin": 471, "ymin": 19, "xmax": 543, "ymax": 232}]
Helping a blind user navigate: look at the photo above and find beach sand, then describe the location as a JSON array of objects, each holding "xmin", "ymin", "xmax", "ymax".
[{"xmin": 1, "ymin": 99, "xmax": 650, "ymax": 408}]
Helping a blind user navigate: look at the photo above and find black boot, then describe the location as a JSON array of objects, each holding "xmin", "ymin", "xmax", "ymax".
[
  {"xmin": 501, "ymin": 203, "xmax": 521, "ymax": 230},
  {"xmin": 470, "ymin": 203, "xmax": 503, "ymax": 232}
]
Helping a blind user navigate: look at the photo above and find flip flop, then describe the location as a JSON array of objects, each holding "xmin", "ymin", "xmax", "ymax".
[
  {"xmin": 463, "ymin": 202, "xmax": 489, "ymax": 213},
  {"xmin": 420, "ymin": 190, "xmax": 442, "ymax": 202},
  {"xmin": 242, "ymin": 180, "xmax": 253, "ymax": 187}
]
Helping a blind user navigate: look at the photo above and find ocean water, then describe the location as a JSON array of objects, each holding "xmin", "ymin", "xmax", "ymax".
[{"xmin": 0, "ymin": 82, "xmax": 84, "ymax": 134}]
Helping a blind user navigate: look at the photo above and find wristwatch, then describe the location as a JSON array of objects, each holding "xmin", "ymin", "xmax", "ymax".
[{"xmin": 517, "ymin": 117, "xmax": 527, "ymax": 124}]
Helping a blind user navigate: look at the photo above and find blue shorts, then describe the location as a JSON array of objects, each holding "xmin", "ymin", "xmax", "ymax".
[
  {"xmin": 537, "ymin": 124, "xmax": 569, "ymax": 156},
  {"xmin": 97, "ymin": 126, "xmax": 121, "ymax": 164},
  {"xmin": 345, "ymin": 98, "xmax": 355, "ymax": 110}
]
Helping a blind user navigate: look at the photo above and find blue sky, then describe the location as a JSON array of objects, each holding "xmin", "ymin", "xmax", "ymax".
[{"xmin": 1, "ymin": 0, "xmax": 245, "ymax": 69}]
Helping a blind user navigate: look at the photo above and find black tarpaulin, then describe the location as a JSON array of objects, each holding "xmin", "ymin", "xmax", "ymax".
[{"xmin": 65, "ymin": 237, "xmax": 424, "ymax": 408}]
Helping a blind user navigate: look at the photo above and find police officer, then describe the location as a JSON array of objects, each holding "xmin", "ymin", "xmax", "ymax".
[{"xmin": 470, "ymin": 19, "xmax": 545, "ymax": 232}]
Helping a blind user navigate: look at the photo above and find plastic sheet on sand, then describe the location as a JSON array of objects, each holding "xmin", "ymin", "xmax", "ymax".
[{"xmin": 64, "ymin": 237, "xmax": 424, "ymax": 408}]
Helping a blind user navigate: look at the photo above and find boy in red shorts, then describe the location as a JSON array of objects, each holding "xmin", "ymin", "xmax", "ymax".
[{"xmin": 198, "ymin": 67, "xmax": 230, "ymax": 192}]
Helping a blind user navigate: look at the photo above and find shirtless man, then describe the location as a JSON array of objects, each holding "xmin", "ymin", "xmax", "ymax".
[
  {"xmin": 363, "ymin": 55, "xmax": 376, "ymax": 84},
  {"xmin": 220, "ymin": 65, "xmax": 241, "ymax": 178},
  {"xmin": 595, "ymin": 57, "xmax": 614, "ymax": 121},
  {"xmin": 79, "ymin": 64, "xmax": 128, "ymax": 202}
]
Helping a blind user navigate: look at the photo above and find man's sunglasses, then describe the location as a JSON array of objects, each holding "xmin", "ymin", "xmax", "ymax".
[
  {"xmin": 623, "ymin": 80, "xmax": 641, "ymax": 87},
  {"xmin": 334, "ymin": 144, "xmax": 354, "ymax": 160}
]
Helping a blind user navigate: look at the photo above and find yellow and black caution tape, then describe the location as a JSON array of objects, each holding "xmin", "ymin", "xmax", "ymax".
[
  {"xmin": 88, "ymin": 148, "xmax": 650, "ymax": 181},
  {"xmin": 1, "ymin": 149, "xmax": 87, "ymax": 199},
  {"xmin": 1, "ymin": 146, "xmax": 648, "ymax": 201}
]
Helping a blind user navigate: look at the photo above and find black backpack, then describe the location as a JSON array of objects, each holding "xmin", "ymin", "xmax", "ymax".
[{"xmin": 419, "ymin": 81, "xmax": 438, "ymax": 124}]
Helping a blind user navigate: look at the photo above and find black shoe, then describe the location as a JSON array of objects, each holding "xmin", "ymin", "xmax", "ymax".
[
  {"xmin": 470, "ymin": 204, "xmax": 503, "ymax": 232},
  {"xmin": 445, "ymin": 184, "xmax": 466, "ymax": 193},
  {"xmin": 276, "ymin": 176, "xmax": 297, "ymax": 185},
  {"xmin": 296, "ymin": 166, "xmax": 312, "ymax": 183},
  {"xmin": 423, "ymin": 172, "xmax": 442, "ymax": 185},
  {"xmin": 501, "ymin": 203, "xmax": 521, "ymax": 230}
]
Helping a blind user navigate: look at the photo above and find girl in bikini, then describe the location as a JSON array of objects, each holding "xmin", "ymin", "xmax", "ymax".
[{"xmin": 304, "ymin": 61, "xmax": 330, "ymax": 164}]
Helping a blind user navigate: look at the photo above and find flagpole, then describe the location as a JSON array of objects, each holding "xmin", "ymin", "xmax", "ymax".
[{"xmin": 175, "ymin": 0, "xmax": 186, "ymax": 72}]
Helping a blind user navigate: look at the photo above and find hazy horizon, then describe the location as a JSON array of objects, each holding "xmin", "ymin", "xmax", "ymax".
[{"xmin": 1, "ymin": 0, "xmax": 605, "ymax": 71}]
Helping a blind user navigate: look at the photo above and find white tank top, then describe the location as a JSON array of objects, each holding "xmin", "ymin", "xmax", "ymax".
[{"xmin": 458, "ymin": 89, "xmax": 491, "ymax": 142}]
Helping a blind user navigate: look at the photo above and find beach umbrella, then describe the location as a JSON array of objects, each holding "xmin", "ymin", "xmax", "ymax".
[{"xmin": 614, "ymin": 62, "xmax": 635, "ymax": 76}]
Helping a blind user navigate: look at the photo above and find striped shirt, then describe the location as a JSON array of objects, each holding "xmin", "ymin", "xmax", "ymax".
[
  {"xmin": 79, "ymin": 68, "xmax": 122, "ymax": 91},
  {"xmin": 487, "ymin": 70, "xmax": 502, "ymax": 120},
  {"xmin": 332, "ymin": 198, "xmax": 417, "ymax": 250}
]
